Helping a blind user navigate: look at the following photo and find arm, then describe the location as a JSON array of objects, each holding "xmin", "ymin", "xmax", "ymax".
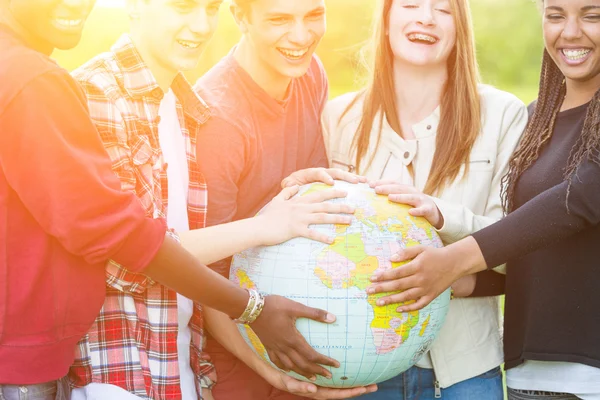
[
  {"xmin": 0, "ymin": 70, "xmax": 341, "ymax": 378},
  {"xmin": 473, "ymin": 158, "xmax": 600, "ymax": 268},
  {"xmin": 0, "ymin": 69, "xmax": 166, "ymax": 270},
  {"xmin": 371, "ymin": 157, "xmax": 600, "ymax": 310}
]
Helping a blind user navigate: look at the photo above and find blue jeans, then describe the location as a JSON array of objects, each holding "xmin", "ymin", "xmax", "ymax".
[
  {"xmin": 0, "ymin": 378, "xmax": 70, "ymax": 400},
  {"xmin": 507, "ymin": 388, "xmax": 580, "ymax": 399},
  {"xmin": 356, "ymin": 366, "xmax": 504, "ymax": 400}
]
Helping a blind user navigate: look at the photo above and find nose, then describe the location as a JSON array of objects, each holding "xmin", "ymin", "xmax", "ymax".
[
  {"xmin": 561, "ymin": 16, "xmax": 583, "ymax": 41},
  {"xmin": 288, "ymin": 21, "xmax": 312, "ymax": 46},
  {"xmin": 188, "ymin": 8, "xmax": 212, "ymax": 37},
  {"xmin": 416, "ymin": 4, "xmax": 436, "ymax": 27},
  {"xmin": 61, "ymin": 0, "xmax": 95, "ymax": 13}
]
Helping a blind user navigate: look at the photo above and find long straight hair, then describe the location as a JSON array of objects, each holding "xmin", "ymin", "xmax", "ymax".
[{"xmin": 340, "ymin": 0, "xmax": 481, "ymax": 195}]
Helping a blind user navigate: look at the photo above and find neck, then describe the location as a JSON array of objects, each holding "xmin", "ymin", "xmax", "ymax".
[
  {"xmin": 0, "ymin": 8, "xmax": 53, "ymax": 55},
  {"xmin": 393, "ymin": 60, "xmax": 447, "ymax": 125},
  {"xmin": 130, "ymin": 31, "xmax": 177, "ymax": 93},
  {"xmin": 234, "ymin": 36, "xmax": 292, "ymax": 100},
  {"xmin": 563, "ymin": 74, "xmax": 600, "ymax": 111}
]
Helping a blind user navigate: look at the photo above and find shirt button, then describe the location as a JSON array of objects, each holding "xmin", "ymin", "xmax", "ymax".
[
  {"xmin": 20, "ymin": 386, "xmax": 28, "ymax": 393},
  {"xmin": 426, "ymin": 125, "xmax": 432, "ymax": 130},
  {"xmin": 151, "ymin": 89, "xmax": 163, "ymax": 100},
  {"xmin": 404, "ymin": 151, "xmax": 410, "ymax": 159}
]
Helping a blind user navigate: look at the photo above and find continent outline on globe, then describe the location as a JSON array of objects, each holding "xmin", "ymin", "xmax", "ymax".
[{"xmin": 230, "ymin": 181, "xmax": 451, "ymax": 388}]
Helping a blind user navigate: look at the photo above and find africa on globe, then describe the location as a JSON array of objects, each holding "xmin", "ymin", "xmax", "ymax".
[{"xmin": 230, "ymin": 181, "xmax": 450, "ymax": 388}]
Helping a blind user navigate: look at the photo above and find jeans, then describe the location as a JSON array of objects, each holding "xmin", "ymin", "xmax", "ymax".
[
  {"xmin": 0, "ymin": 378, "xmax": 70, "ymax": 400},
  {"xmin": 356, "ymin": 366, "xmax": 504, "ymax": 400},
  {"xmin": 507, "ymin": 388, "xmax": 580, "ymax": 400}
]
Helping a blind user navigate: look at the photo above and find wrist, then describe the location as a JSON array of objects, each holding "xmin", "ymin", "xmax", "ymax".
[
  {"xmin": 449, "ymin": 236, "xmax": 487, "ymax": 276},
  {"xmin": 233, "ymin": 289, "xmax": 266, "ymax": 325}
]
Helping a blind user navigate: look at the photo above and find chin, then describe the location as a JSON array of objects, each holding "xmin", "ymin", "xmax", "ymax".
[{"xmin": 53, "ymin": 37, "xmax": 84, "ymax": 51}]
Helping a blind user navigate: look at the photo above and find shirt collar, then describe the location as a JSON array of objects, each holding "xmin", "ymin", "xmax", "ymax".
[{"xmin": 112, "ymin": 34, "xmax": 210, "ymax": 124}]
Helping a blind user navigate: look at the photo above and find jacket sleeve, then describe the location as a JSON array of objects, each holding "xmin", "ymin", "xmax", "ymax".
[
  {"xmin": 0, "ymin": 69, "xmax": 167, "ymax": 271},
  {"xmin": 431, "ymin": 97, "xmax": 528, "ymax": 273}
]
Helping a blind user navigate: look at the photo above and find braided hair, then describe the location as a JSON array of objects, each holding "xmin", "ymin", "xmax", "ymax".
[{"xmin": 501, "ymin": 49, "xmax": 600, "ymax": 212}]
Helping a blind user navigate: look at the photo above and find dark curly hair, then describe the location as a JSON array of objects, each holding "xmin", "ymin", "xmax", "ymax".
[{"xmin": 501, "ymin": 49, "xmax": 600, "ymax": 212}]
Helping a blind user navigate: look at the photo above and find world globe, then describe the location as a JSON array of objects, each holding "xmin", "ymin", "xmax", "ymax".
[{"xmin": 230, "ymin": 181, "xmax": 451, "ymax": 388}]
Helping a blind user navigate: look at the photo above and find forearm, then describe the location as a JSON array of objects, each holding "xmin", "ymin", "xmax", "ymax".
[
  {"xmin": 143, "ymin": 236, "xmax": 249, "ymax": 319},
  {"xmin": 180, "ymin": 217, "xmax": 265, "ymax": 266},
  {"xmin": 446, "ymin": 235, "xmax": 488, "ymax": 277}
]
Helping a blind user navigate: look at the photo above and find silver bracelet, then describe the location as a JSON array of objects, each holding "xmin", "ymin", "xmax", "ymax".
[
  {"xmin": 233, "ymin": 289, "xmax": 265, "ymax": 325},
  {"xmin": 233, "ymin": 289, "xmax": 258, "ymax": 324}
]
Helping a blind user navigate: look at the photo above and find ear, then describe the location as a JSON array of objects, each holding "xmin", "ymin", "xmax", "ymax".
[{"xmin": 230, "ymin": 1, "xmax": 249, "ymax": 34}]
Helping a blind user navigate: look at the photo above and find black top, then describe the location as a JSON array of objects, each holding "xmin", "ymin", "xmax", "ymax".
[{"xmin": 472, "ymin": 101, "xmax": 600, "ymax": 370}]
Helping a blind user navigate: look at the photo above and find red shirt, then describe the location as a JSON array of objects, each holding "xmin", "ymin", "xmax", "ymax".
[
  {"xmin": 0, "ymin": 25, "xmax": 167, "ymax": 384},
  {"xmin": 194, "ymin": 52, "xmax": 329, "ymax": 277}
]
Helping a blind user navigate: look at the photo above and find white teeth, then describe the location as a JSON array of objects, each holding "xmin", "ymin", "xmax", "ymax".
[
  {"xmin": 278, "ymin": 47, "xmax": 309, "ymax": 59},
  {"xmin": 54, "ymin": 18, "xmax": 83, "ymax": 28},
  {"xmin": 408, "ymin": 33, "xmax": 437, "ymax": 43},
  {"xmin": 562, "ymin": 49, "xmax": 591, "ymax": 60},
  {"xmin": 178, "ymin": 40, "xmax": 200, "ymax": 49}
]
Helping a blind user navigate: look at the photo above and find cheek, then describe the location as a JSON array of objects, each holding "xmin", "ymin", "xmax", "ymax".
[{"xmin": 542, "ymin": 23, "xmax": 561, "ymax": 47}]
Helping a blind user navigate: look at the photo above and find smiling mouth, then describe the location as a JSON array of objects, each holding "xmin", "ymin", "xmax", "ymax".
[
  {"xmin": 52, "ymin": 18, "xmax": 84, "ymax": 30},
  {"xmin": 407, "ymin": 33, "xmax": 438, "ymax": 44},
  {"xmin": 277, "ymin": 46, "xmax": 310, "ymax": 60},
  {"xmin": 177, "ymin": 39, "xmax": 201, "ymax": 50},
  {"xmin": 561, "ymin": 48, "xmax": 591, "ymax": 61}
]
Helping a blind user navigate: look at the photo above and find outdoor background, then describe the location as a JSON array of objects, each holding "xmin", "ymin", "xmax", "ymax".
[{"xmin": 54, "ymin": 0, "xmax": 544, "ymax": 104}]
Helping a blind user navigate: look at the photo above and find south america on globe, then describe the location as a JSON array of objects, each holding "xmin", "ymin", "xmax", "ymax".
[{"xmin": 230, "ymin": 181, "xmax": 451, "ymax": 388}]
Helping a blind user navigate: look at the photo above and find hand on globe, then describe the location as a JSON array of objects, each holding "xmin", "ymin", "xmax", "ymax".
[
  {"xmin": 369, "ymin": 237, "xmax": 487, "ymax": 311},
  {"xmin": 258, "ymin": 185, "xmax": 356, "ymax": 245},
  {"xmin": 370, "ymin": 180, "xmax": 444, "ymax": 229},
  {"xmin": 250, "ymin": 294, "xmax": 341, "ymax": 379},
  {"xmin": 266, "ymin": 368, "xmax": 378, "ymax": 399},
  {"xmin": 281, "ymin": 167, "xmax": 367, "ymax": 189}
]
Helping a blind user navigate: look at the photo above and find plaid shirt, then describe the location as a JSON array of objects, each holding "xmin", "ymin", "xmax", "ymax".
[{"xmin": 69, "ymin": 35, "xmax": 215, "ymax": 399}]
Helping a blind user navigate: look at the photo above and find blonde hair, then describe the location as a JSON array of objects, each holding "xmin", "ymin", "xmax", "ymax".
[{"xmin": 341, "ymin": 0, "xmax": 481, "ymax": 195}]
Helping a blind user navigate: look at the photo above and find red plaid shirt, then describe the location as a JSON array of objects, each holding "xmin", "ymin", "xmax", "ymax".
[{"xmin": 69, "ymin": 35, "xmax": 216, "ymax": 399}]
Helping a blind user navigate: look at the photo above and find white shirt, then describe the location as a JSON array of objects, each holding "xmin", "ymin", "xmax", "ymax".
[
  {"xmin": 507, "ymin": 361, "xmax": 600, "ymax": 399},
  {"xmin": 158, "ymin": 89, "xmax": 197, "ymax": 400}
]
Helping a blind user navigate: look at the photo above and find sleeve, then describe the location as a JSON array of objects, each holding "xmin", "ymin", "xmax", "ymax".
[
  {"xmin": 195, "ymin": 116, "xmax": 248, "ymax": 277},
  {"xmin": 0, "ymin": 70, "xmax": 167, "ymax": 271},
  {"xmin": 473, "ymin": 158, "xmax": 600, "ymax": 269},
  {"xmin": 469, "ymin": 270, "xmax": 506, "ymax": 297},
  {"xmin": 431, "ymin": 98, "xmax": 528, "ymax": 274},
  {"xmin": 307, "ymin": 55, "xmax": 329, "ymax": 168}
]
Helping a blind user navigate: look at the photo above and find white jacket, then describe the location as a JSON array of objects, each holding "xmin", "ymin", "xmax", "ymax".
[{"xmin": 322, "ymin": 84, "xmax": 528, "ymax": 388}]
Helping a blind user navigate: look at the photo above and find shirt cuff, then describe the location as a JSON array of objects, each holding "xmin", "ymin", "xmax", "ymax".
[{"xmin": 430, "ymin": 196, "xmax": 466, "ymax": 244}]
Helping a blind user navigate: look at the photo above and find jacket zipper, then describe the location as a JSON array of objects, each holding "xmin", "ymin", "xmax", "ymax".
[
  {"xmin": 331, "ymin": 159, "xmax": 356, "ymax": 173},
  {"xmin": 470, "ymin": 159, "xmax": 491, "ymax": 165},
  {"xmin": 434, "ymin": 380, "xmax": 441, "ymax": 398}
]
